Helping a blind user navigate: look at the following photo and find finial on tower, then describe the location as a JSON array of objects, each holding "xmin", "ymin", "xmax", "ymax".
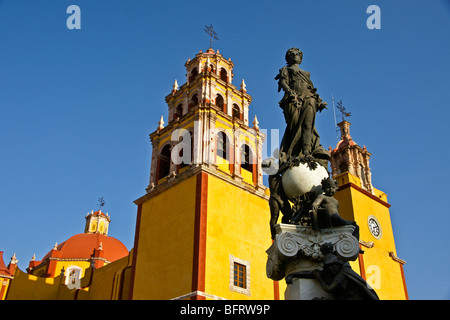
[
  {"xmin": 253, "ymin": 115, "xmax": 259, "ymax": 131},
  {"xmin": 10, "ymin": 253, "xmax": 18, "ymax": 264},
  {"xmin": 240, "ymin": 79, "xmax": 247, "ymax": 92},
  {"xmin": 172, "ymin": 79, "xmax": 179, "ymax": 93},
  {"xmin": 158, "ymin": 115, "xmax": 165, "ymax": 131}
]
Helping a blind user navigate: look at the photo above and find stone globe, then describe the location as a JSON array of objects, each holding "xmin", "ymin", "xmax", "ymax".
[{"xmin": 281, "ymin": 162, "xmax": 329, "ymax": 200}]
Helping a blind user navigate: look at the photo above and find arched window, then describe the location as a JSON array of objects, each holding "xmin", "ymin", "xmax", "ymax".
[
  {"xmin": 157, "ymin": 144, "xmax": 171, "ymax": 181},
  {"xmin": 65, "ymin": 266, "xmax": 82, "ymax": 286},
  {"xmin": 90, "ymin": 221, "xmax": 97, "ymax": 233},
  {"xmin": 217, "ymin": 131, "xmax": 229, "ymax": 161},
  {"xmin": 232, "ymin": 104, "xmax": 242, "ymax": 121},
  {"xmin": 189, "ymin": 67, "xmax": 198, "ymax": 82},
  {"xmin": 216, "ymin": 94, "xmax": 225, "ymax": 113},
  {"xmin": 220, "ymin": 68, "xmax": 228, "ymax": 82},
  {"xmin": 191, "ymin": 94, "xmax": 198, "ymax": 105},
  {"xmin": 189, "ymin": 94, "xmax": 199, "ymax": 111},
  {"xmin": 240, "ymin": 144, "xmax": 256, "ymax": 185},
  {"xmin": 240, "ymin": 144, "xmax": 253, "ymax": 173},
  {"xmin": 178, "ymin": 132, "xmax": 194, "ymax": 170},
  {"xmin": 174, "ymin": 104, "xmax": 183, "ymax": 119},
  {"xmin": 217, "ymin": 131, "xmax": 232, "ymax": 173},
  {"xmin": 99, "ymin": 221, "xmax": 105, "ymax": 234},
  {"xmin": 339, "ymin": 162, "xmax": 348, "ymax": 174}
]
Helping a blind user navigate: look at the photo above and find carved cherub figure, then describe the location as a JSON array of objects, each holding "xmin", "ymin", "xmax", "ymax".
[{"xmin": 310, "ymin": 177, "xmax": 359, "ymax": 240}]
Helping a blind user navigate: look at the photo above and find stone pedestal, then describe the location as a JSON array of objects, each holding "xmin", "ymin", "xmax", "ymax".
[
  {"xmin": 266, "ymin": 223, "xmax": 360, "ymax": 300},
  {"xmin": 285, "ymin": 278, "xmax": 334, "ymax": 300}
]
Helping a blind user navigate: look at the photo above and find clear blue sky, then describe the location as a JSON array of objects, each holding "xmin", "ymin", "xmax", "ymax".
[{"xmin": 0, "ymin": 0, "xmax": 449, "ymax": 300}]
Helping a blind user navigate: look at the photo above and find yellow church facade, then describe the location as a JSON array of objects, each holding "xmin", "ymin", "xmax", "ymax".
[{"xmin": 2, "ymin": 48, "xmax": 407, "ymax": 300}]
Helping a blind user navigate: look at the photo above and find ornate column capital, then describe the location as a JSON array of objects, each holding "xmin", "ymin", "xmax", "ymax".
[{"xmin": 266, "ymin": 224, "xmax": 360, "ymax": 281}]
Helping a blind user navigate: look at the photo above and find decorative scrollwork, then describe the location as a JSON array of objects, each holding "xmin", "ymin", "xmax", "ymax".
[
  {"xmin": 277, "ymin": 233, "xmax": 299, "ymax": 257},
  {"xmin": 335, "ymin": 235, "xmax": 359, "ymax": 260}
]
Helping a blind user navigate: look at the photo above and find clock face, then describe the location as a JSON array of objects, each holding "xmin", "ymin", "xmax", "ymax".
[{"xmin": 368, "ymin": 216, "xmax": 382, "ymax": 239}]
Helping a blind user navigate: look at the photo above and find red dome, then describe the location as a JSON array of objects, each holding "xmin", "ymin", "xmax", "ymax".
[
  {"xmin": 42, "ymin": 233, "xmax": 128, "ymax": 262},
  {"xmin": 334, "ymin": 137, "xmax": 356, "ymax": 151},
  {"xmin": 0, "ymin": 251, "xmax": 13, "ymax": 277}
]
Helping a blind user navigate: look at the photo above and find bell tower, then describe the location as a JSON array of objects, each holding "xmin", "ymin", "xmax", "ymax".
[
  {"xmin": 330, "ymin": 121, "xmax": 408, "ymax": 300},
  {"xmin": 146, "ymin": 48, "xmax": 265, "ymax": 192},
  {"xmin": 130, "ymin": 48, "xmax": 276, "ymax": 300},
  {"xmin": 330, "ymin": 120, "xmax": 373, "ymax": 193}
]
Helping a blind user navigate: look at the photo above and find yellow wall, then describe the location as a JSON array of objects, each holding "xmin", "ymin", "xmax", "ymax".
[
  {"xmin": 132, "ymin": 171, "xmax": 279, "ymax": 300},
  {"xmin": 334, "ymin": 172, "xmax": 407, "ymax": 300},
  {"xmin": 6, "ymin": 267, "xmax": 67, "ymax": 300},
  {"xmin": 6, "ymin": 254, "xmax": 132, "ymax": 300},
  {"xmin": 77, "ymin": 254, "xmax": 132, "ymax": 300},
  {"xmin": 132, "ymin": 174, "xmax": 197, "ymax": 300},
  {"xmin": 204, "ymin": 174, "xmax": 276, "ymax": 300}
]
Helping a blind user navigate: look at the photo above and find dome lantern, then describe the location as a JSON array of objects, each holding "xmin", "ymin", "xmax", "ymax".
[{"xmin": 85, "ymin": 210, "xmax": 111, "ymax": 235}]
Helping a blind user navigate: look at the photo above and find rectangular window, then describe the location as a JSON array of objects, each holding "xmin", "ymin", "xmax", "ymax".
[
  {"xmin": 233, "ymin": 263, "xmax": 246, "ymax": 288},
  {"xmin": 229, "ymin": 255, "xmax": 250, "ymax": 296}
]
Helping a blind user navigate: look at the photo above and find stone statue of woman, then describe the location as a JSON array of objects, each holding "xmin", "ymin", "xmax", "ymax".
[{"xmin": 275, "ymin": 48, "xmax": 330, "ymax": 167}]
